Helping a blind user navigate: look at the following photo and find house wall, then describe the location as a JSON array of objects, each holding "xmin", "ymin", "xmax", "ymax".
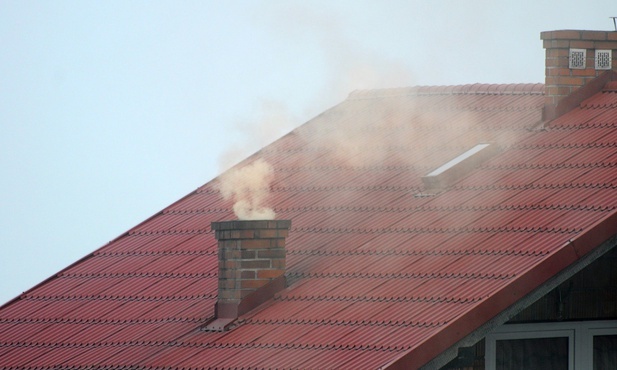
[
  {"xmin": 440, "ymin": 246, "xmax": 617, "ymax": 370},
  {"xmin": 510, "ymin": 246, "xmax": 617, "ymax": 323}
]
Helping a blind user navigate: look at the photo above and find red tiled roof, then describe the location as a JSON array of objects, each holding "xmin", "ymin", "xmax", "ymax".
[{"xmin": 2, "ymin": 83, "xmax": 617, "ymax": 369}]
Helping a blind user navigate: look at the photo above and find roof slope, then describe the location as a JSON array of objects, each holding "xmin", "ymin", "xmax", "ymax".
[{"xmin": 2, "ymin": 83, "xmax": 617, "ymax": 369}]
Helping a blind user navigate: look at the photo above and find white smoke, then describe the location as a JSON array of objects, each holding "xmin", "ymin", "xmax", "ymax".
[
  {"xmin": 215, "ymin": 4, "xmax": 418, "ymax": 220},
  {"xmin": 216, "ymin": 158, "xmax": 276, "ymax": 220},
  {"xmin": 215, "ymin": 99, "xmax": 298, "ymax": 220},
  {"xmin": 218, "ymin": 99, "xmax": 298, "ymax": 172}
]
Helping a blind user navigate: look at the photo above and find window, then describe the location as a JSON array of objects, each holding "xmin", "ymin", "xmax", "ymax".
[
  {"xmin": 486, "ymin": 324, "xmax": 574, "ymax": 370},
  {"xmin": 421, "ymin": 143, "xmax": 497, "ymax": 191},
  {"xmin": 486, "ymin": 321, "xmax": 617, "ymax": 369},
  {"xmin": 584, "ymin": 324, "xmax": 617, "ymax": 370},
  {"xmin": 593, "ymin": 334, "xmax": 617, "ymax": 369},
  {"xmin": 425, "ymin": 143, "xmax": 491, "ymax": 178},
  {"xmin": 496, "ymin": 336, "xmax": 570, "ymax": 369}
]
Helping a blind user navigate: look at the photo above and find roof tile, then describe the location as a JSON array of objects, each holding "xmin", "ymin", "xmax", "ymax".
[{"xmin": 2, "ymin": 83, "xmax": 617, "ymax": 369}]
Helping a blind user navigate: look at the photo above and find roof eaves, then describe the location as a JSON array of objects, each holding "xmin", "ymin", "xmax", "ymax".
[
  {"xmin": 383, "ymin": 208, "xmax": 617, "ymax": 369},
  {"xmin": 420, "ymin": 230, "xmax": 617, "ymax": 370}
]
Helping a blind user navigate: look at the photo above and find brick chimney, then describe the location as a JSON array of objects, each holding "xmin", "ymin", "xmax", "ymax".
[
  {"xmin": 206, "ymin": 219, "xmax": 291, "ymax": 331},
  {"xmin": 541, "ymin": 30, "xmax": 617, "ymax": 119}
]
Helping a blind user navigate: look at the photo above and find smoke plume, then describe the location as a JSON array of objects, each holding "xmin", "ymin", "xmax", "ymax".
[
  {"xmin": 216, "ymin": 99, "xmax": 298, "ymax": 220},
  {"xmin": 216, "ymin": 4, "xmax": 421, "ymax": 219},
  {"xmin": 218, "ymin": 99, "xmax": 297, "ymax": 172},
  {"xmin": 216, "ymin": 158, "xmax": 276, "ymax": 220}
]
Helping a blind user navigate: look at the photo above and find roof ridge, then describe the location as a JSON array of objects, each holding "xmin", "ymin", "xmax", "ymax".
[{"xmin": 348, "ymin": 83, "xmax": 545, "ymax": 99}]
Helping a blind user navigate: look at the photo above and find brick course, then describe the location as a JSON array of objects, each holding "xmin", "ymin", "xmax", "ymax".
[
  {"xmin": 570, "ymin": 40, "xmax": 595, "ymax": 49},
  {"xmin": 211, "ymin": 220, "xmax": 291, "ymax": 304},
  {"xmin": 582, "ymin": 30, "xmax": 608, "ymax": 40}
]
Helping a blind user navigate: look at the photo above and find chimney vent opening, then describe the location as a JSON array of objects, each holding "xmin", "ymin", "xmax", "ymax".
[
  {"xmin": 569, "ymin": 48, "xmax": 586, "ymax": 69},
  {"xmin": 595, "ymin": 50, "xmax": 612, "ymax": 70},
  {"xmin": 542, "ymin": 30, "xmax": 617, "ymax": 119}
]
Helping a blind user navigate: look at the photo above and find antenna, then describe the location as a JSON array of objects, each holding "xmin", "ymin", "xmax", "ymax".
[{"xmin": 611, "ymin": 17, "xmax": 617, "ymax": 31}]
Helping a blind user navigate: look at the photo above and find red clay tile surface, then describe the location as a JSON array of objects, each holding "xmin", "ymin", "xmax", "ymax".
[{"xmin": 2, "ymin": 83, "xmax": 617, "ymax": 369}]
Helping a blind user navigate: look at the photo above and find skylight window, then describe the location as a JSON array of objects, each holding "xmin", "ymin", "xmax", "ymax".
[
  {"xmin": 421, "ymin": 143, "xmax": 497, "ymax": 192},
  {"xmin": 426, "ymin": 143, "xmax": 491, "ymax": 177}
]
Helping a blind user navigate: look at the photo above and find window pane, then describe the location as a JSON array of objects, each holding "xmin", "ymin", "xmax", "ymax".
[
  {"xmin": 496, "ymin": 337, "xmax": 568, "ymax": 370},
  {"xmin": 594, "ymin": 335, "xmax": 617, "ymax": 370}
]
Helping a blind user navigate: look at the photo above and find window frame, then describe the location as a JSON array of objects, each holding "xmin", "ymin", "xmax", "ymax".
[
  {"xmin": 486, "ymin": 320, "xmax": 617, "ymax": 370},
  {"xmin": 579, "ymin": 321, "xmax": 617, "ymax": 369},
  {"xmin": 486, "ymin": 322, "xmax": 574, "ymax": 370}
]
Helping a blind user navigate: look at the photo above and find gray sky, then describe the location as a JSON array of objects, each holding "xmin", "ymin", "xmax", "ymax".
[{"xmin": 1, "ymin": 0, "xmax": 615, "ymax": 305}]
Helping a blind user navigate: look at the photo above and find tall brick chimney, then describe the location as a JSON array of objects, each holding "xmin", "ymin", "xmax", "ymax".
[
  {"xmin": 206, "ymin": 219, "xmax": 291, "ymax": 331},
  {"xmin": 541, "ymin": 30, "xmax": 617, "ymax": 119}
]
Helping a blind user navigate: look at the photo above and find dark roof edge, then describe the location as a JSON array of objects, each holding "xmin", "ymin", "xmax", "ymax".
[
  {"xmin": 420, "ymin": 229, "xmax": 617, "ymax": 369},
  {"xmin": 383, "ymin": 208, "xmax": 617, "ymax": 370},
  {"xmin": 0, "ymin": 185, "xmax": 201, "ymax": 310},
  {"xmin": 348, "ymin": 83, "xmax": 544, "ymax": 100}
]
